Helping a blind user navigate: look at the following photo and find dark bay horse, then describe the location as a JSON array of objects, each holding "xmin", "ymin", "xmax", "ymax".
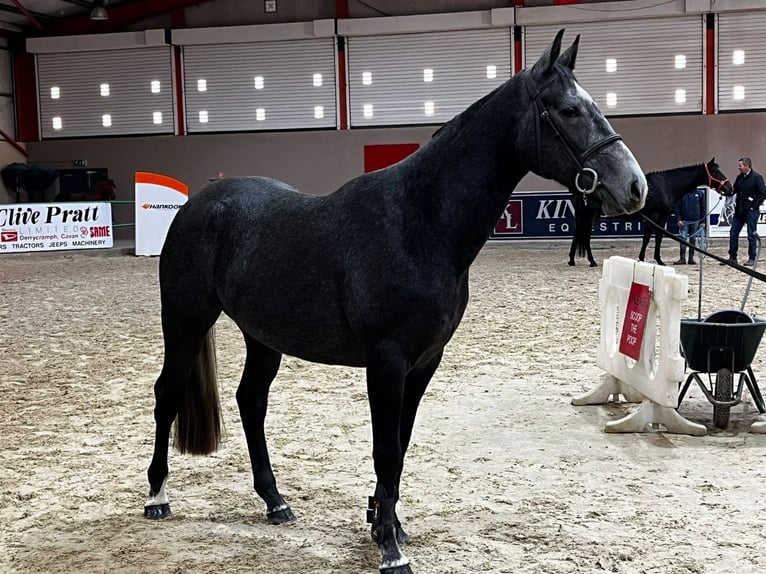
[
  {"xmin": 54, "ymin": 178, "xmax": 116, "ymax": 202},
  {"xmin": 568, "ymin": 159, "xmax": 733, "ymax": 267},
  {"xmin": 143, "ymin": 30, "xmax": 647, "ymax": 573}
]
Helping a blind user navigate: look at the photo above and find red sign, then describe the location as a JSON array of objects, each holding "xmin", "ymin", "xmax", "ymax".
[
  {"xmin": 494, "ymin": 200, "xmax": 523, "ymax": 235},
  {"xmin": 1, "ymin": 230, "xmax": 18, "ymax": 242},
  {"xmin": 363, "ymin": 143, "xmax": 420, "ymax": 173},
  {"xmin": 619, "ymin": 282, "xmax": 651, "ymax": 360}
]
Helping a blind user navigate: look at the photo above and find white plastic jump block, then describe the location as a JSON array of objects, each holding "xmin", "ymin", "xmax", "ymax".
[
  {"xmin": 572, "ymin": 256, "xmax": 706, "ymax": 435},
  {"xmin": 751, "ymin": 417, "xmax": 766, "ymax": 433}
]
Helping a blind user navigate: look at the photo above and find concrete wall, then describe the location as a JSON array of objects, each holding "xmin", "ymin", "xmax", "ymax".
[{"xmin": 24, "ymin": 110, "xmax": 766, "ymax": 238}]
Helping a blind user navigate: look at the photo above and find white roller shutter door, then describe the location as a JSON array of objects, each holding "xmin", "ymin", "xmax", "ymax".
[
  {"xmin": 718, "ymin": 12, "xmax": 766, "ymax": 112},
  {"xmin": 525, "ymin": 19, "xmax": 703, "ymax": 116},
  {"xmin": 37, "ymin": 47, "xmax": 174, "ymax": 139},
  {"xmin": 347, "ymin": 28, "xmax": 512, "ymax": 127},
  {"xmin": 183, "ymin": 38, "xmax": 337, "ymax": 133}
]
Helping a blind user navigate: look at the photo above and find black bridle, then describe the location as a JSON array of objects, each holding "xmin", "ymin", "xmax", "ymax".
[{"xmin": 525, "ymin": 65, "xmax": 623, "ymax": 196}]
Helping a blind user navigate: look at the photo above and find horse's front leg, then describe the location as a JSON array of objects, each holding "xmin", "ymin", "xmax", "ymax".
[
  {"xmin": 366, "ymin": 341, "xmax": 412, "ymax": 574},
  {"xmin": 388, "ymin": 351, "xmax": 444, "ymax": 545},
  {"xmin": 236, "ymin": 336, "xmax": 294, "ymax": 524},
  {"xmin": 568, "ymin": 236, "xmax": 577, "ymax": 266},
  {"xmin": 653, "ymin": 223, "xmax": 666, "ymax": 265},
  {"xmin": 638, "ymin": 223, "xmax": 652, "ymax": 261}
]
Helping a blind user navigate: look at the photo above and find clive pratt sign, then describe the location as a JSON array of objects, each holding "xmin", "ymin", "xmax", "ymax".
[{"xmin": 0, "ymin": 202, "xmax": 113, "ymax": 254}]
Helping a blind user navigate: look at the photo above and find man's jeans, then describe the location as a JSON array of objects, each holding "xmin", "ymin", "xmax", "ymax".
[
  {"xmin": 679, "ymin": 222, "xmax": 700, "ymax": 259},
  {"xmin": 729, "ymin": 209, "xmax": 760, "ymax": 261}
]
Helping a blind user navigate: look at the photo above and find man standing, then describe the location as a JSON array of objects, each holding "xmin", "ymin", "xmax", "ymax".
[
  {"xmin": 722, "ymin": 157, "xmax": 766, "ymax": 266},
  {"xmin": 672, "ymin": 186, "xmax": 706, "ymax": 265}
]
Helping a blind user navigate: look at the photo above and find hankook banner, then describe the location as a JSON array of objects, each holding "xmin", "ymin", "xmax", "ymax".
[{"xmin": 134, "ymin": 172, "xmax": 189, "ymax": 256}]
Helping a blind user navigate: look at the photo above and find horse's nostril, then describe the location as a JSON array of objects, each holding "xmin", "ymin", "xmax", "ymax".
[{"xmin": 631, "ymin": 179, "xmax": 646, "ymax": 204}]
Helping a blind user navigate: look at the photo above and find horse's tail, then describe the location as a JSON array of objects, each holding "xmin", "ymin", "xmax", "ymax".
[
  {"xmin": 573, "ymin": 199, "xmax": 595, "ymax": 257},
  {"xmin": 173, "ymin": 328, "xmax": 222, "ymax": 455}
]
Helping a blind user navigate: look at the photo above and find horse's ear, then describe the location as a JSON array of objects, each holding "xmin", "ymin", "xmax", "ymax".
[
  {"xmin": 709, "ymin": 157, "xmax": 716, "ymax": 165},
  {"xmin": 532, "ymin": 28, "xmax": 565, "ymax": 77},
  {"xmin": 557, "ymin": 34, "xmax": 580, "ymax": 70}
]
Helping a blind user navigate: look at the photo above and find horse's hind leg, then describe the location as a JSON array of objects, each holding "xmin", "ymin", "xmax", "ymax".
[
  {"xmin": 145, "ymin": 305, "xmax": 221, "ymax": 519},
  {"xmin": 568, "ymin": 237, "xmax": 577, "ymax": 266},
  {"xmin": 235, "ymin": 333, "xmax": 293, "ymax": 524},
  {"xmin": 586, "ymin": 243, "xmax": 597, "ymax": 267}
]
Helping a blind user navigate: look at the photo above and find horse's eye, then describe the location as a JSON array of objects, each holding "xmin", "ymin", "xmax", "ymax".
[{"xmin": 561, "ymin": 106, "xmax": 579, "ymax": 118}]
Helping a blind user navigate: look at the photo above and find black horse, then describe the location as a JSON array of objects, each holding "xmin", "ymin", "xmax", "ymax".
[
  {"xmin": 143, "ymin": 30, "xmax": 647, "ymax": 574},
  {"xmin": 568, "ymin": 159, "xmax": 733, "ymax": 267}
]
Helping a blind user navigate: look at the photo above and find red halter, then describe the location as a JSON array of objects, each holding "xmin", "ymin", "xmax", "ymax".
[{"xmin": 705, "ymin": 163, "xmax": 729, "ymax": 192}]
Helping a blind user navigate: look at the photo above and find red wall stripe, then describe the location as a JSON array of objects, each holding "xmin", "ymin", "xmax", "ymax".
[
  {"xmin": 513, "ymin": 26, "xmax": 523, "ymax": 75},
  {"xmin": 337, "ymin": 38, "xmax": 349, "ymax": 130},
  {"xmin": 705, "ymin": 13, "xmax": 715, "ymax": 115},
  {"xmin": 13, "ymin": 51, "xmax": 38, "ymax": 143},
  {"xmin": 174, "ymin": 45, "xmax": 186, "ymax": 135}
]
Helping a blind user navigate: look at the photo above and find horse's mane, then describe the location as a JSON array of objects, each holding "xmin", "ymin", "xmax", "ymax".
[
  {"xmin": 430, "ymin": 82, "xmax": 507, "ymax": 141},
  {"xmin": 645, "ymin": 163, "xmax": 705, "ymax": 179}
]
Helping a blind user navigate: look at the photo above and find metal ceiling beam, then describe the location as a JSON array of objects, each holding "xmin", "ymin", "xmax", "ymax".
[
  {"xmin": 46, "ymin": 0, "xmax": 218, "ymax": 36},
  {"xmin": 10, "ymin": 1, "xmax": 45, "ymax": 31}
]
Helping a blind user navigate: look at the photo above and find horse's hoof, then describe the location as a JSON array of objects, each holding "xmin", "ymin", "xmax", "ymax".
[
  {"xmin": 589, "ymin": 261, "xmax": 598, "ymax": 268},
  {"xmin": 144, "ymin": 503, "xmax": 171, "ymax": 520},
  {"xmin": 380, "ymin": 565, "xmax": 413, "ymax": 574},
  {"xmin": 267, "ymin": 506, "xmax": 296, "ymax": 524},
  {"xmin": 656, "ymin": 260, "xmax": 666, "ymax": 266},
  {"xmin": 567, "ymin": 261, "xmax": 575, "ymax": 267}
]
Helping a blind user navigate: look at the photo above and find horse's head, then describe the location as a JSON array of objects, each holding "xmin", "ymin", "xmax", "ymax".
[
  {"xmin": 705, "ymin": 157, "xmax": 734, "ymax": 196},
  {"xmin": 521, "ymin": 29, "xmax": 647, "ymax": 216}
]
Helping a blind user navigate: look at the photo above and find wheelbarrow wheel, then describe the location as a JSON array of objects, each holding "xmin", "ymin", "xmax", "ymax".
[{"xmin": 713, "ymin": 368, "xmax": 733, "ymax": 429}]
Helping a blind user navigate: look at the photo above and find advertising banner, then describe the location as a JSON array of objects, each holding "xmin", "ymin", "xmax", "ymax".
[
  {"xmin": 491, "ymin": 191, "xmax": 645, "ymax": 240},
  {"xmin": 134, "ymin": 172, "xmax": 188, "ymax": 256},
  {"xmin": 0, "ymin": 202, "xmax": 113, "ymax": 254},
  {"xmin": 706, "ymin": 189, "xmax": 766, "ymax": 238}
]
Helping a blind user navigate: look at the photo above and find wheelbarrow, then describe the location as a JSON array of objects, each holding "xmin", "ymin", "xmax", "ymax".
[
  {"xmin": 678, "ymin": 310, "xmax": 766, "ymax": 428},
  {"xmin": 677, "ymin": 231, "xmax": 765, "ymax": 428}
]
